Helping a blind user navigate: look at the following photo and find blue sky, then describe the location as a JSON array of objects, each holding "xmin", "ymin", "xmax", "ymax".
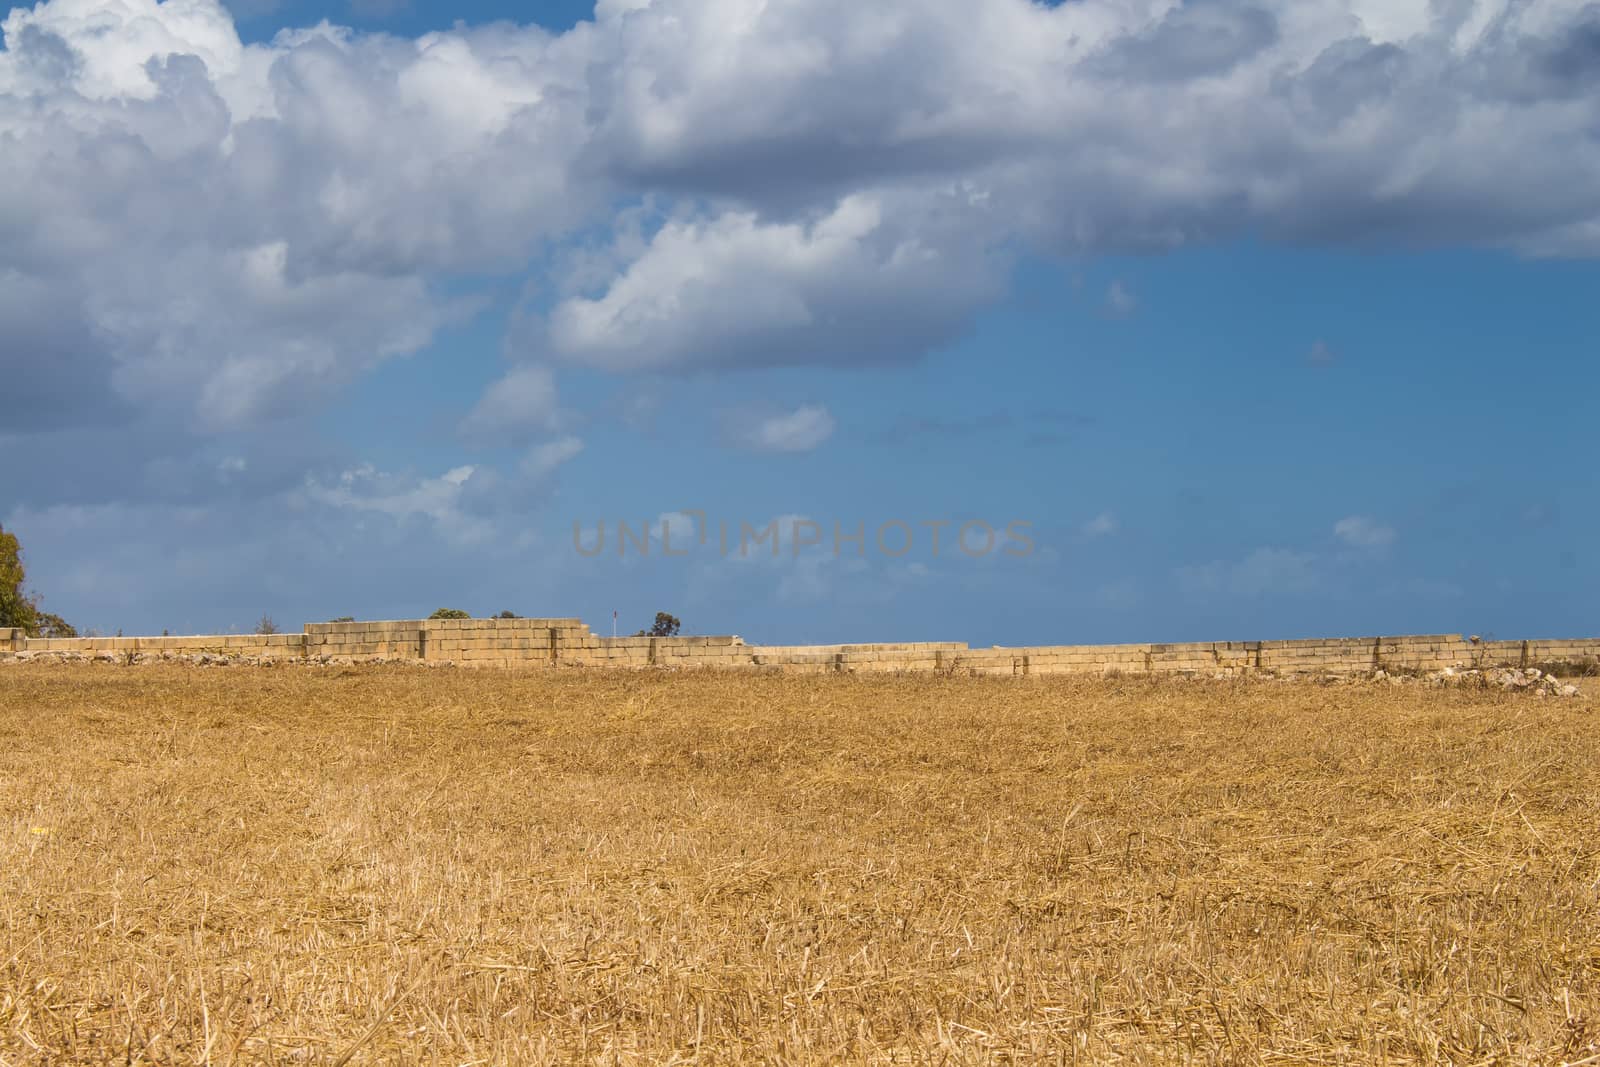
[{"xmin": 2, "ymin": 0, "xmax": 1597, "ymax": 645}]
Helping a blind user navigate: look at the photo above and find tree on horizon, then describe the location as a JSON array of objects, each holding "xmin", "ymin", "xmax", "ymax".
[{"xmin": 0, "ymin": 523, "xmax": 74, "ymax": 637}]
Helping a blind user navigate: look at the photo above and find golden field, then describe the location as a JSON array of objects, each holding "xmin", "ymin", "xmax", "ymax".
[{"xmin": 1, "ymin": 663, "xmax": 1597, "ymax": 1065}]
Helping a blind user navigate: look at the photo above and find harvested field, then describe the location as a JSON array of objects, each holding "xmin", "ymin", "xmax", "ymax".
[{"xmin": 1, "ymin": 663, "xmax": 1597, "ymax": 1064}]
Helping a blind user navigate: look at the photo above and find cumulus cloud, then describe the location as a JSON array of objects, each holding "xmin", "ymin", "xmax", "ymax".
[
  {"xmin": 543, "ymin": 195, "xmax": 1003, "ymax": 372},
  {"xmin": 731, "ymin": 404, "xmax": 837, "ymax": 453},
  {"xmin": 8, "ymin": 0, "xmax": 1600, "ymax": 525},
  {"xmin": 578, "ymin": 0, "xmax": 1600, "ymax": 258},
  {"xmin": 100, "ymin": 241, "xmax": 450, "ymax": 430},
  {"xmin": 530, "ymin": 0, "xmax": 1600, "ymax": 391},
  {"xmin": 1, "ymin": 0, "xmax": 591, "ymax": 433},
  {"xmin": 6, "ymin": 0, "xmax": 1600, "ymax": 439},
  {"xmin": 1088, "ymin": 2, "xmax": 1280, "ymax": 83},
  {"xmin": 460, "ymin": 365, "xmax": 563, "ymax": 445},
  {"xmin": 1333, "ymin": 515, "xmax": 1396, "ymax": 548}
]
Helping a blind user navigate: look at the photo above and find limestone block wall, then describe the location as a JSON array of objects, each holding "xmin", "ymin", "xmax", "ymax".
[
  {"xmin": 306, "ymin": 620, "xmax": 422, "ymax": 660},
  {"xmin": 1373, "ymin": 635, "xmax": 1467, "ymax": 672},
  {"xmin": 1149, "ymin": 641, "xmax": 1261, "ymax": 673},
  {"xmin": 661, "ymin": 638, "xmax": 757, "ymax": 667},
  {"xmin": 141, "ymin": 634, "xmax": 307, "ymax": 659},
  {"xmin": 1471, "ymin": 638, "xmax": 1600, "ymax": 668},
  {"xmin": 595, "ymin": 635, "xmax": 754, "ymax": 669},
  {"xmin": 1523, "ymin": 638, "xmax": 1600, "ymax": 665},
  {"xmin": 1475, "ymin": 640, "xmax": 1530, "ymax": 666},
  {"xmin": 5, "ymin": 618, "xmax": 1596, "ymax": 676},
  {"xmin": 6, "ymin": 632, "xmax": 307, "ymax": 659},
  {"xmin": 434, "ymin": 618, "xmax": 584, "ymax": 665},
  {"xmin": 834, "ymin": 644, "xmax": 967, "ymax": 673},
  {"xmin": 1256, "ymin": 637, "xmax": 1369, "ymax": 673},
  {"xmin": 746, "ymin": 643, "xmax": 965, "ymax": 673}
]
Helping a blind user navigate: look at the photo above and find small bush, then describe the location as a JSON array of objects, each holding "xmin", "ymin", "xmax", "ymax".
[{"xmin": 429, "ymin": 608, "xmax": 471, "ymax": 620}]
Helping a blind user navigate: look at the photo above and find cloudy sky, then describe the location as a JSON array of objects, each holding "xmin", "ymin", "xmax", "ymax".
[{"xmin": 3, "ymin": 0, "xmax": 1597, "ymax": 645}]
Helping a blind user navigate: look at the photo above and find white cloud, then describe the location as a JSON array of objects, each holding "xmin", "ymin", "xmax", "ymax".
[
  {"xmin": 735, "ymin": 404, "xmax": 837, "ymax": 453},
  {"xmin": 449, "ymin": 436, "xmax": 585, "ymax": 519},
  {"xmin": 8, "ymin": 0, "xmax": 1600, "ymax": 522},
  {"xmin": 578, "ymin": 0, "xmax": 1600, "ymax": 260},
  {"xmin": 1, "ymin": 1, "xmax": 592, "ymax": 432},
  {"xmin": 654, "ymin": 510, "xmax": 705, "ymax": 552},
  {"xmin": 543, "ymin": 195, "xmax": 1003, "ymax": 372},
  {"xmin": 294, "ymin": 439, "xmax": 583, "ymax": 546},
  {"xmin": 1, "ymin": 0, "xmax": 247, "ymax": 102},
  {"xmin": 1333, "ymin": 515, "xmax": 1396, "ymax": 548},
  {"xmin": 1082, "ymin": 512, "xmax": 1119, "ymax": 538},
  {"xmin": 1103, "ymin": 281, "xmax": 1137, "ymax": 318},
  {"xmin": 302, "ymin": 462, "xmax": 492, "ymax": 543},
  {"xmin": 531, "ymin": 0, "xmax": 1600, "ymax": 381},
  {"xmin": 101, "ymin": 241, "xmax": 450, "ymax": 430},
  {"xmin": 460, "ymin": 365, "xmax": 562, "ymax": 444},
  {"xmin": 520, "ymin": 436, "xmax": 584, "ymax": 479}
]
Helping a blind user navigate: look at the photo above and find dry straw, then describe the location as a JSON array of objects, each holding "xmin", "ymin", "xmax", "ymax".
[{"xmin": 1, "ymin": 663, "xmax": 1596, "ymax": 1064}]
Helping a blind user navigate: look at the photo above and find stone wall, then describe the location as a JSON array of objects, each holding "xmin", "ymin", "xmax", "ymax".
[
  {"xmin": 5, "ymin": 620, "xmax": 1599, "ymax": 676},
  {"xmin": 3, "ymin": 631, "xmax": 308, "ymax": 658},
  {"xmin": 1467, "ymin": 638, "xmax": 1600, "ymax": 669}
]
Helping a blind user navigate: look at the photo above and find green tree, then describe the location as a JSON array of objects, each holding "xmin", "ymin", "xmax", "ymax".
[
  {"xmin": 0, "ymin": 524, "xmax": 37, "ymax": 633},
  {"xmin": 496, "ymin": 610, "xmax": 521, "ymax": 619},
  {"xmin": 36, "ymin": 613, "xmax": 78, "ymax": 637},
  {"xmin": 429, "ymin": 608, "xmax": 471, "ymax": 620},
  {"xmin": 634, "ymin": 612, "xmax": 681, "ymax": 638},
  {"xmin": 1, "ymin": 526, "xmax": 76, "ymax": 637}
]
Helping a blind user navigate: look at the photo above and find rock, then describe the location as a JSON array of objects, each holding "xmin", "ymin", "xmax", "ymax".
[{"xmin": 1420, "ymin": 665, "xmax": 1582, "ymax": 698}]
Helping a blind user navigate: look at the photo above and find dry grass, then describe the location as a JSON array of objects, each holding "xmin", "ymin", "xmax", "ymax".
[{"xmin": 1, "ymin": 663, "xmax": 1597, "ymax": 1065}]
